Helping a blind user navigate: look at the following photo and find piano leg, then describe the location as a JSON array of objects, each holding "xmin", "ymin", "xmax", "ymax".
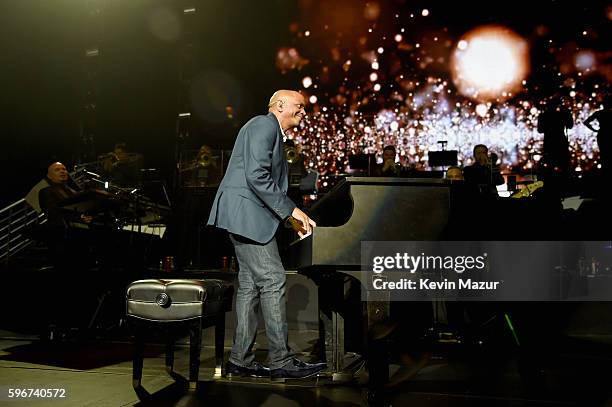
[
  {"xmin": 331, "ymin": 308, "xmax": 349, "ymax": 381},
  {"xmin": 317, "ymin": 280, "xmax": 348, "ymax": 381},
  {"xmin": 315, "ymin": 272, "xmax": 362, "ymax": 382},
  {"xmin": 365, "ymin": 295, "xmax": 391, "ymax": 406},
  {"xmin": 316, "ymin": 297, "xmax": 330, "ymax": 363}
]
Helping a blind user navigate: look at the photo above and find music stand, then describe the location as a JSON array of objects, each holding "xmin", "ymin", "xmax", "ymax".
[
  {"xmin": 348, "ymin": 154, "xmax": 376, "ymax": 175},
  {"xmin": 428, "ymin": 151, "xmax": 458, "ymax": 167}
]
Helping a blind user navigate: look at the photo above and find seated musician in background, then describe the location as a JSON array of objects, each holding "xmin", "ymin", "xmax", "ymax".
[
  {"xmin": 373, "ymin": 145, "xmax": 402, "ymax": 176},
  {"xmin": 99, "ymin": 142, "xmax": 143, "ymax": 187},
  {"xmin": 193, "ymin": 145, "xmax": 223, "ymax": 187},
  {"xmin": 39, "ymin": 162, "xmax": 92, "ymax": 227},
  {"xmin": 37, "ymin": 162, "xmax": 95, "ymax": 338},
  {"xmin": 183, "ymin": 145, "xmax": 222, "ymax": 187},
  {"xmin": 463, "ymin": 144, "xmax": 504, "ymax": 195}
]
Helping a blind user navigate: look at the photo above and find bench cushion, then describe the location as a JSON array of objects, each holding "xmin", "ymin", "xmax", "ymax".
[{"xmin": 126, "ymin": 279, "xmax": 233, "ymax": 322}]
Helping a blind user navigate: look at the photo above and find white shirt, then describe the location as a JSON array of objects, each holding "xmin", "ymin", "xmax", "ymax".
[{"xmin": 274, "ymin": 114, "xmax": 286, "ymax": 138}]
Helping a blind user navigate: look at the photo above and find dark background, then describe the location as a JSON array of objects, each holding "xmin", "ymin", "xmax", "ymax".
[
  {"xmin": 0, "ymin": 0, "xmax": 297, "ymax": 206},
  {"xmin": 0, "ymin": 0, "xmax": 608, "ymax": 207}
]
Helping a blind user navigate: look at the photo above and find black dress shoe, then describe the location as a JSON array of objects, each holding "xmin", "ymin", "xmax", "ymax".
[
  {"xmin": 270, "ymin": 358, "xmax": 327, "ymax": 381},
  {"xmin": 225, "ymin": 361, "xmax": 270, "ymax": 378}
]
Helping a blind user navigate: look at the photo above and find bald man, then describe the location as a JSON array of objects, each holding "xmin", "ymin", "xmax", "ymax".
[
  {"xmin": 208, "ymin": 90, "xmax": 326, "ymax": 380},
  {"xmin": 39, "ymin": 162, "xmax": 77, "ymax": 226},
  {"xmin": 38, "ymin": 162, "xmax": 92, "ymax": 226}
]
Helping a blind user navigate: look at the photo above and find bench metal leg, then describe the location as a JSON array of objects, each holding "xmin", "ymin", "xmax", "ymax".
[
  {"xmin": 214, "ymin": 313, "xmax": 226, "ymax": 378},
  {"xmin": 132, "ymin": 327, "xmax": 145, "ymax": 389},
  {"xmin": 165, "ymin": 338, "xmax": 175, "ymax": 373},
  {"xmin": 188, "ymin": 318, "xmax": 202, "ymax": 390}
]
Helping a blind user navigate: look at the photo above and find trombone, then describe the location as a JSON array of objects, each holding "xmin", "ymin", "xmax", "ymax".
[
  {"xmin": 180, "ymin": 150, "xmax": 215, "ymax": 172},
  {"xmin": 285, "ymin": 146, "xmax": 299, "ymax": 164}
]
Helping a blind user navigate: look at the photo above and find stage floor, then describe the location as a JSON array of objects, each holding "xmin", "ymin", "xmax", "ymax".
[{"xmin": 1, "ymin": 327, "xmax": 611, "ymax": 407}]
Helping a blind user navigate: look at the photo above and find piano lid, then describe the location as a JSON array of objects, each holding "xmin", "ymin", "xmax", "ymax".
[
  {"xmin": 308, "ymin": 177, "xmax": 454, "ymax": 227},
  {"xmin": 289, "ymin": 177, "xmax": 454, "ymax": 269}
]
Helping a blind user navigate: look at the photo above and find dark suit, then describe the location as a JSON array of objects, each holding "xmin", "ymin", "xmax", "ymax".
[
  {"xmin": 207, "ymin": 112, "xmax": 298, "ymax": 369},
  {"xmin": 208, "ymin": 112, "xmax": 295, "ymax": 243},
  {"xmin": 39, "ymin": 181, "xmax": 79, "ymax": 227}
]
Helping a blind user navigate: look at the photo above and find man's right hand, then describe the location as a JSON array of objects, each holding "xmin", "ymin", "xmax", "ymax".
[{"xmin": 290, "ymin": 207, "xmax": 316, "ymax": 238}]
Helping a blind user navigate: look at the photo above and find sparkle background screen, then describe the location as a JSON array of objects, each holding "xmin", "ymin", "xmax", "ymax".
[
  {"xmin": 274, "ymin": 1, "xmax": 610, "ymax": 187},
  {"xmin": 0, "ymin": 0, "xmax": 609, "ymax": 203}
]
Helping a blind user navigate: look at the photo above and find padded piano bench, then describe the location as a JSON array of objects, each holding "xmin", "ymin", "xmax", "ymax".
[{"xmin": 126, "ymin": 279, "xmax": 234, "ymax": 390}]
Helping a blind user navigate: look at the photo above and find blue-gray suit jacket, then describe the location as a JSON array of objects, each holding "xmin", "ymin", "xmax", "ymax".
[{"xmin": 207, "ymin": 112, "xmax": 296, "ymax": 244}]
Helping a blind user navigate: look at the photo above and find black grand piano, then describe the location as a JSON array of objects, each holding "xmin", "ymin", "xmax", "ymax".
[
  {"xmin": 285, "ymin": 177, "xmax": 467, "ymax": 393},
  {"xmin": 284, "ymin": 176, "xmax": 562, "ymax": 398}
]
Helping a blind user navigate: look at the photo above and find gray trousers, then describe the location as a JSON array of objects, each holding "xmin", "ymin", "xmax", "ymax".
[{"xmin": 228, "ymin": 234, "xmax": 294, "ymax": 369}]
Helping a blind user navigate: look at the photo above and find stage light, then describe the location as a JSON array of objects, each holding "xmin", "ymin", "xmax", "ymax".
[{"xmin": 451, "ymin": 25, "xmax": 529, "ymax": 101}]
